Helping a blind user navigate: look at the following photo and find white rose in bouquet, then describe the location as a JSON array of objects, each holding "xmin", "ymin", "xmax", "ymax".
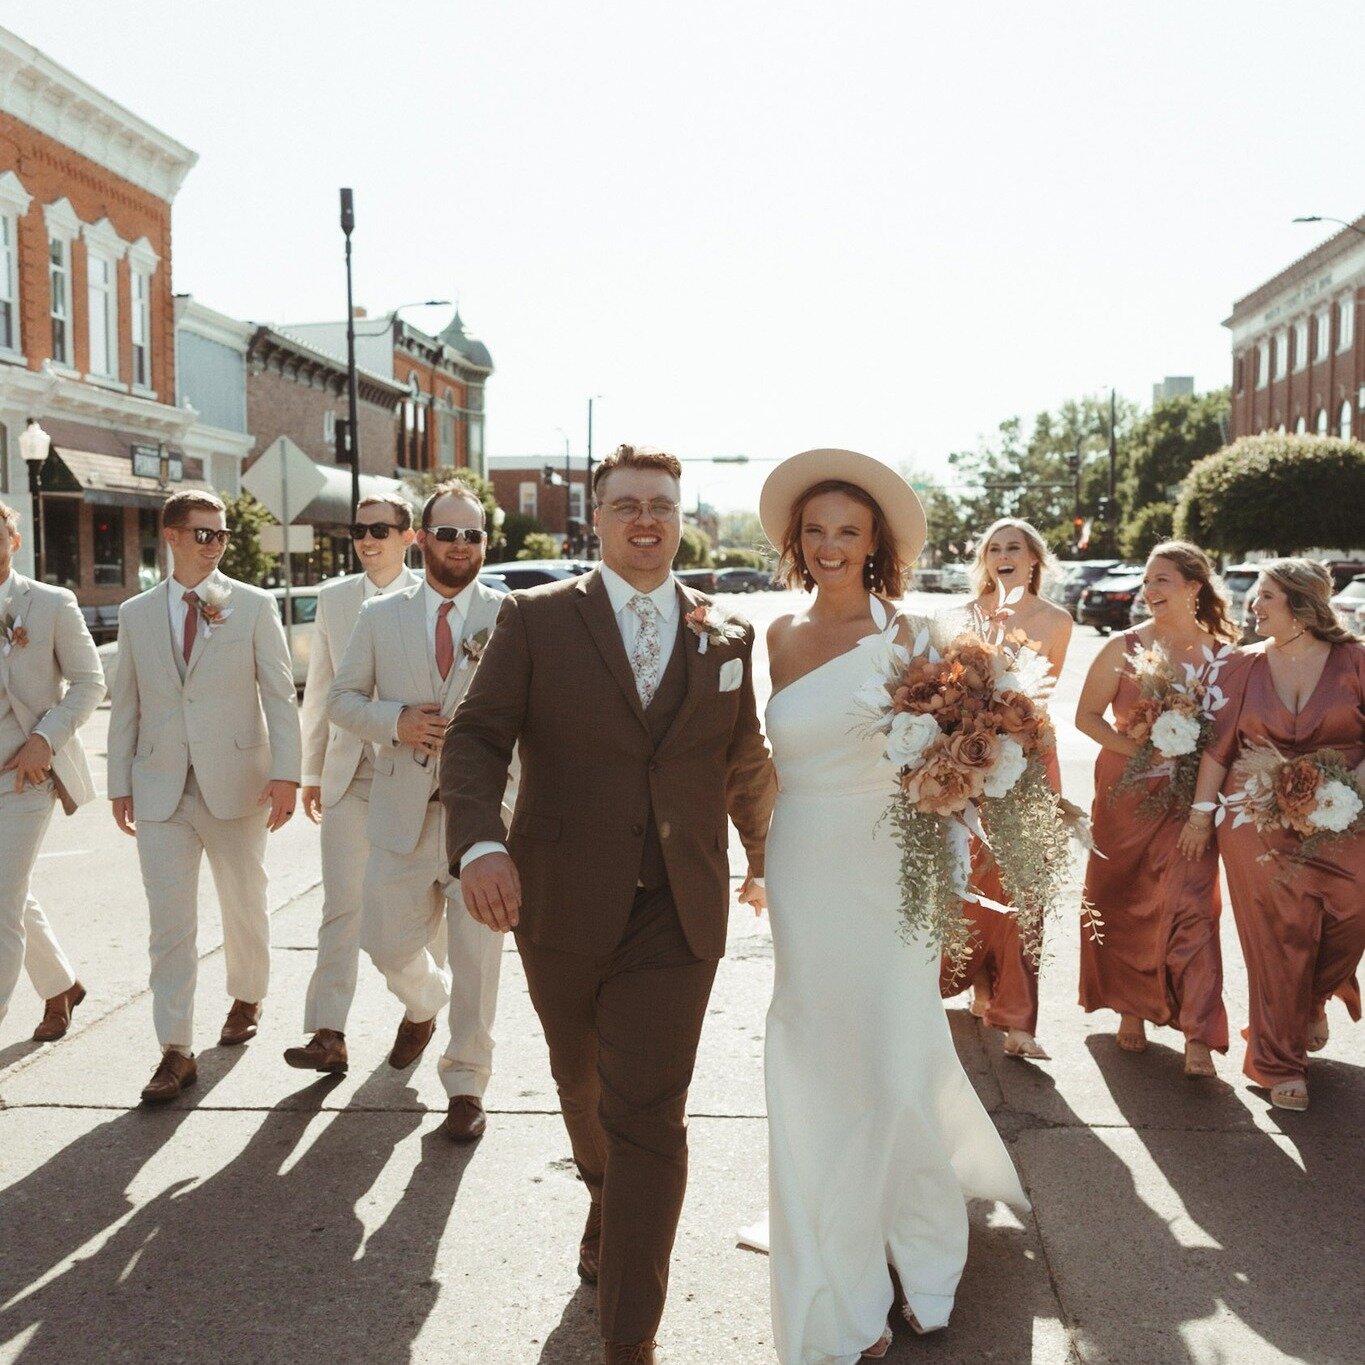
[
  {"xmin": 884, "ymin": 711, "xmax": 940, "ymax": 770},
  {"xmin": 1149, "ymin": 709, "xmax": 1202, "ymax": 759},
  {"xmin": 982, "ymin": 736, "xmax": 1028, "ymax": 798},
  {"xmin": 1308, "ymin": 779, "xmax": 1363, "ymax": 833}
]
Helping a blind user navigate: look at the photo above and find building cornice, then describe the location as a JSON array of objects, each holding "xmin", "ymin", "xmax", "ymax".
[
  {"xmin": 248, "ymin": 326, "xmax": 407, "ymax": 408},
  {"xmin": 0, "ymin": 167, "xmax": 32, "ymax": 217},
  {"xmin": 0, "ymin": 358, "xmax": 196, "ymax": 437},
  {"xmin": 83, "ymin": 215, "xmax": 128, "ymax": 260},
  {"xmin": 174, "ymin": 295, "xmax": 253, "ymax": 352},
  {"xmin": 0, "ymin": 25, "xmax": 197, "ymax": 202},
  {"xmin": 179, "ymin": 419, "xmax": 254, "ymax": 462},
  {"xmin": 1226, "ymin": 216, "xmax": 1365, "ymax": 327}
]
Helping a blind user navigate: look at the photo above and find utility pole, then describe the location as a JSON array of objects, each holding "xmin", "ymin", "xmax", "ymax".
[
  {"xmin": 584, "ymin": 396, "xmax": 598, "ymax": 560},
  {"xmin": 340, "ymin": 188, "xmax": 362, "ymax": 569}
]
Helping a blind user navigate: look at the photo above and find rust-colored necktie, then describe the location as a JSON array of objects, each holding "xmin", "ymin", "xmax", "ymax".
[
  {"xmin": 435, "ymin": 600, "xmax": 456, "ymax": 680},
  {"xmin": 182, "ymin": 590, "xmax": 199, "ymax": 665}
]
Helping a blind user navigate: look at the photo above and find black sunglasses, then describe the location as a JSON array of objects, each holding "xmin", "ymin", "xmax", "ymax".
[
  {"xmin": 189, "ymin": 528, "xmax": 232, "ymax": 546},
  {"xmin": 425, "ymin": 526, "xmax": 486, "ymax": 544},
  {"xmin": 350, "ymin": 521, "xmax": 403, "ymax": 540}
]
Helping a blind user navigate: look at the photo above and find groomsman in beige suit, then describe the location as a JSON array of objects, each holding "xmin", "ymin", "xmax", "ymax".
[
  {"xmin": 0, "ymin": 500, "xmax": 104, "ymax": 1042},
  {"xmin": 283, "ymin": 492, "xmax": 420, "ymax": 1076},
  {"xmin": 328, "ymin": 481, "xmax": 505, "ymax": 1141},
  {"xmin": 108, "ymin": 490, "xmax": 301, "ymax": 1103}
]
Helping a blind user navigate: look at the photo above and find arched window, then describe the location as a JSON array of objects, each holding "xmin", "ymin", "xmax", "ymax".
[
  {"xmin": 1317, "ymin": 408, "xmax": 1329, "ymax": 436},
  {"xmin": 1341, "ymin": 400, "xmax": 1354, "ymax": 440},
  {"xmin": 1295, "ymin": 415, "xmax": 1307, "ymax": 435}
]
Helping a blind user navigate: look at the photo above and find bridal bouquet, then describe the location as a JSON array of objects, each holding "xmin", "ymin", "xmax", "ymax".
[
  {"xmin": 1213, "ymin": 742, "xmax": 1364, "ymax": 871},
  {"xmin": 1114, "ymin": 641, "xmax": 1234, "ymax": 818},
  {"xmin": 855, "ymin": 595, "xmax": 1083, "ymax": 971}
]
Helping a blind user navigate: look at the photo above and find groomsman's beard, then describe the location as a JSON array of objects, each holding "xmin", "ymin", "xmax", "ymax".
[{"xmin": 425, "ymin": 552, "xmax": 482, "ymax": 593}]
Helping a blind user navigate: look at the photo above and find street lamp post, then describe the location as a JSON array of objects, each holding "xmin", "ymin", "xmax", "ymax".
[
  {"xmin": 18, "ymin": 419, "xmax": 51, "ymax": 582},
  {"xmin": 584, "ymin": 396, "xmax": 602, "ymax": 560},
  {"xmin": 1292, "ymin": 215, "xmax": 1365, "ymax": 238},
  {"xmin": 339, "ymin": 188, "xmax": 362, "ymax": 567}
]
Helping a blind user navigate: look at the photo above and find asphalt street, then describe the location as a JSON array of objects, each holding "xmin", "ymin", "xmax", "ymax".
[{"xmin": 0, "ymin": 590, "xmax": 1360, "ymax": 1364}]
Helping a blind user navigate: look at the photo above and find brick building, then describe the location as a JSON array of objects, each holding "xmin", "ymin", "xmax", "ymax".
[
  {"xmin": 488, "ymin": 453, "xmax": 589, "ymax": 536},
  {"xmin": 0, "ymin": 25, "xmax": 203, "ymax": 609},
  {"xmin": 1225, "ymin": 217, "xmax": 1364, "ymax": 442},
  {"xmin": 286, "ymin": 309, "xmax": 492, "ymax": 477}
]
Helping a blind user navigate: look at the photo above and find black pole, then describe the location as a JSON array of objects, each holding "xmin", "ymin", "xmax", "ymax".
[
  {"xmin": 1108, "ymin": 387, "xmax": 1118, "ymax": 554},
  {"xmin": 585, "ymin": 396, "xmax": 596, "ymax": 560},
  {"xmin": 564, "ymin": 437, "xmax": 572, "ymax": 539},
  {"xmin": 340, "ymin": 188, "xmax": 362, "ymax": 570},
  {"xmin": 26, "ymin": 458, "xmax": 43, "ymax": 584}
]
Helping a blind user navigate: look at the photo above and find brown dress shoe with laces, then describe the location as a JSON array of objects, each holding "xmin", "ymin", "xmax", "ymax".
[
  {"xmin": 219, "ymin": 1000, "xmax": 262, "ymax": 1046},
  {"xmin": 388, "ymin": 1015, "xmax": 436, "ymax": 1069},
  {"xmin": 442, "ymin": 1095, "xmax": 487, "ymax": 1142},
  {"xmin": 578, "ymin": 1201, "xmax": 603, "ymax": 1283},
  {"xmin": 603, "ymin": 1343, "xmax": 657, "ymax": 1364},
  {"xmin": 283, "ymin": 1029, "xmax": 348, "ymax": 1074},
  {"xmin": 33, "ymin": 981, "xmax": 86, "ymax": 1042},
  {"xmin": 141, "ymin": 1051, "xmax": 197, "ymax": 1104}
]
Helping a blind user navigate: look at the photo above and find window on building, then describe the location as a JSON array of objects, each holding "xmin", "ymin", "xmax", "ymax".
[
  {"xmin": 1316, "ymin": 309, "xmax": 1331, "ymax": 361},
  {"xmin": 1295, "ymin": 415, "xmax": 1307, "ymax": 435},
  {"xmin": 439, "ymin": 411, "xmax": 456, "ymax": 466},
  {"xmin": 569, "ymin": 483, "xmax": 586, "ymax": 522},
  {"xmin": 0, "ymin": 215, "xmax": 17, "ymax": 354},
  {"xmin": 1234, "ymin": 356, "xmax": 1244, "ymax": 393},
  {"xmin": 49, "ymin": 237, "xmax": 70, "ymax": 365},
  {"xmin": 469, "ymin": 418, "xmax": 484, "ymax": 473},
  {"xmin": 131, "ymin": 269, "xmax": 152, "ymax": 388},
  {"xmin": 1317, "ymin": 408, "xmax": 1329, "ymax": 436},
  {"xmin": 519, "ymin": 481, "xmax": 537, "ymax": 516},
  {"xmin": 323, "ymin": 409, "xmax": 336, "ymax": 447},
  {"xmin": 1255, "ymin": 339, "xmax": 1268, "ymax": 389},
  {"xmin": 1339, "ymin": 297, "xmax": 1355, "ymax": 353},
  {"xmin": 138, "ymin": 507, "xmax": 163, "ymax": 589},
  {"xmin": 0, "ymin": 424, "xmax": 8, "ymax": 495},
  {"xmin": 87, "ymin": 253, "xmax": 118, "ymax": 378},
  {"xmin": 1341, "ymin": 400, "xmax": 1354, "ymax": 440},
  {"xmin": 1294, "ymin": 318, "xmax": 1309, "ymax": 371},
  {"xmin": 43, "ymin": 498, "xmax": 79, "ymax": 589},
  {"xmin": 1274, "ymin": 330, "xmax": 1288, "ymax": 380},
  {"xmin": 92, "ymin": 506, "xmax": 124, "ymax": 586}
]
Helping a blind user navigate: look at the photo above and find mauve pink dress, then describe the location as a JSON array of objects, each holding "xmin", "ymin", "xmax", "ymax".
[
  {"xmin": 1078, "ymin": 631, "xmax": 1228, "ymax": 1048},
  {"xmin": 1206, "ymin": 642, "xmax": 1365, "ymax": 1087}
]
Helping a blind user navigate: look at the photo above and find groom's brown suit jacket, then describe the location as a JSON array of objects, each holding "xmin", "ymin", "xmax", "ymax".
[{"xmin": 440, "ymin": 567, "xmax": 775, "ymax": 959}]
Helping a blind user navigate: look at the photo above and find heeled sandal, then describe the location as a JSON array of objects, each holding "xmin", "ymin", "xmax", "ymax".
[
  {"xmin": 1183, "ymin": 1041, "xmax": 1217, "ymax": 1078},
  {"xmin": 1270, "ymin": 1082, "xmax": 1309, "ymax": 1112},
  {"xmin": 1116, "ymin": 1016, "xmax": 1148, "ymax": 1053},
  {"xmin": 1003, "ymin": 1031, "xmax": 1050, "ymax": 1060},
  {"xmin": 861, "ymin": 1327, "xmax": 893, "ymax": 1358}
]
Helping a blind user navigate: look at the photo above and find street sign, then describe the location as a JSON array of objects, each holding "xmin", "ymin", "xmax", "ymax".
[
  {"xmin": 241, "ymin": 436, "xmax": 326, "ymax": 525},
  {"xmin": 259, "ymin": 524, "xmax": 316, "ymax": 555}
]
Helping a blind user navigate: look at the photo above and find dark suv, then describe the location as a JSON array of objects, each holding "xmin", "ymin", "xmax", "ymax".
[
  {"xmin": 1058, "ymin": 560, "xmax": 1121, "ymax": 619},
  {"xmin": 1077, "ymin": 566, "xmax": 1145, "ymax": 633}
]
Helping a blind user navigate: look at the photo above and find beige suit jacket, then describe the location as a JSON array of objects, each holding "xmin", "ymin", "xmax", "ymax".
[
  {"xmin": 1, "ymin": 573, "xmax": 105, "ymax": 813},
  {"xmin": 327, "ymin": 578, "xmax": 506, "ymax": 856},
  {"xmin": 299, "ymin": 567, "xmax": 420, "ymax": 806},
  {"xmin": 106, "ymin": 572, "xmax": 302, "ymax": 822}
]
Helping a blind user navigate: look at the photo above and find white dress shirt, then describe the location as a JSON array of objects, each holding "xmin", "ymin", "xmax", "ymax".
[
  {"xmin": 166, "ymin": 570, "xmax": 222, "ymax": 647},
  {"xmin": 424, "ymin": 578, "xmax": 476, "ymax": 658}
]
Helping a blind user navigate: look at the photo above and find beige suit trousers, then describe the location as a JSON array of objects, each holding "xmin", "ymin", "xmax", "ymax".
[
  {"xmin": 361, "ymin": 801, "xmax": 501, "ymax": 1097},
  {"xmin": 137, "ymin": 773, "xmax": 270, "ymax": 1049},
  {"xmin": 0, "ymin": 781, "xmax": 76, "ymax": 1025}
]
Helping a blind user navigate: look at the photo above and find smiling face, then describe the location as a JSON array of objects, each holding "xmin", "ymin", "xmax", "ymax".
[
  {"xmin": 593, "ymin": 466, "xmax": 683, "ymax": 589},
  {"xmin": 1251, "ymin": 574, "xmax": 1297, "ymax": 638},
  {"xmin": 799, "ymin": 489, "xmax": 876, "ymax": 592},
  {"xmin": 417, "ymin": 491, "xmax": 486, "ymax": 594},
  {"xmin": 1142, "ymin": 555, "xmax": 1198, "ymax": 621},
  {"xmin": 984, "ymin": 528, "xmax": 1039, "ymax": 598},
  {"xmin": 354, "ymin": 501, "xmax": 415, "ymax": 583},
  {"xmin": 164, "ymin": 507, "xmax": 228, "ymax": 583}
]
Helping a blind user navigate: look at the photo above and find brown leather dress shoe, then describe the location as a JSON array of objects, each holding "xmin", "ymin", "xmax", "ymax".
[
  {"xmin": 578, "ymin": 1201, "xmax": 603, "ymax": 1283},
  {"xmin": 442, "ymin": 1095, "xmax": 487, "ymax": 1142},
  {"xmin": 141, "ymin": 1051, "xmax": 197, "ymax": 1104},
  {"xmin": 388, "ymin": 1015, "xmax": 436, "ymax": 1069},
  {"xmin": 33, "ymin": 981, "xmax": 86, "ymax": 1042},
  {"xmin": 603, "ymin": 1342, "xmax": 657, "ymax": 1364},
  {"xmin": 283, "ymin": 1028, "xmax": 348, "ymax": 1074},
  {"xmin": 219, "ymin": 1000, "xmax": 262, "ymax": 1046}
]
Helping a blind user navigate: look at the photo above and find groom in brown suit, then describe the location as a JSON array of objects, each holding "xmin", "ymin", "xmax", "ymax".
[{"xmin": 442, "ymin": 445, "xmax": 775, "ymax": 1363}]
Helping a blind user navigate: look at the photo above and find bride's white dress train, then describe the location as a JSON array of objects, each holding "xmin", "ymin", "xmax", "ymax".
[{"xmin": 756, "ymin": 604, "xmax": 1029, "ymax": 1365}]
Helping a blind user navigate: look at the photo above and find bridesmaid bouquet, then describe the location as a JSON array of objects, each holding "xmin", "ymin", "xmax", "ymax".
[
  {"xmin": 1216, "ymin": 742, "xmax": 1365, "ymax": 869},
  {"xmin": 855, "ymin": 598, "xmax": 1083, "ymax": 970},
  {"xmin": 1115, "ymin": 641, "xmax": 1234, "ymax": 817}
]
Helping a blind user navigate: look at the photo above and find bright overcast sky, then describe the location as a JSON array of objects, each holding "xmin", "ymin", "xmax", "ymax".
[{"xmin": 4, "ymin": 1, "xmax": 1360, "ymax": 510}]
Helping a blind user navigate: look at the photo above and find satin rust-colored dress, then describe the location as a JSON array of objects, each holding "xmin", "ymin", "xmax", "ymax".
[
  {"xmin": 1078, "ymin": 632, "xmax": 1228, "ymax": 1049},
  {"xmin": 1207, "ymin": 642, "xmax": 1365, "ymax": 1088}
]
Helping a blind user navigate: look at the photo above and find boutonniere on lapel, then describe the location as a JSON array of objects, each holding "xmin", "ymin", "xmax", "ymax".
[
  {"xmin": 1, "ymin": 610, "xmax": 27, "ymax": 656},
  {"xmin": 196, "ymin": 582, "xmax": 234, "ymax": 639},
  {"xmin": 459, "ymin": 627, "xmax": 490, "ymax": 671},
  {"xmin": 684, "ymin": 604, "xmax": 744, "ymax": 655}
]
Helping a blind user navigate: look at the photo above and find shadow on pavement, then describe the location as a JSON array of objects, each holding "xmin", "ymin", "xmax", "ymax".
[
  {"xmin": 0, "ymin": 1061, "xmax": 474, "ymax": 1363},
  {"xmin": 537, "ymin": 1280, "xmax": 598, "ymax": 1362}
]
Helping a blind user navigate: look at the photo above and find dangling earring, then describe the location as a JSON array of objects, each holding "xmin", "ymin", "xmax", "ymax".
[
  {"xmin": 864, "ymin": 555, "xmax": 876, "ymax": 589},
  {"xmin": 799, "ymin": 553, "xmax": 815, "ymax": 592}
]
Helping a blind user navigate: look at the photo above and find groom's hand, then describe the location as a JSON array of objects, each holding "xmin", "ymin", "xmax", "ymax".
[{"xmin": 462, "ymin": 852, "xmax": 522, "ymax": 933}]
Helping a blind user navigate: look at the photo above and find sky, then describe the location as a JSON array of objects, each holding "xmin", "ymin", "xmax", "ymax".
[{"xmin": 4, "ymin": 1, "xmax": 1362, "ymax": 511}]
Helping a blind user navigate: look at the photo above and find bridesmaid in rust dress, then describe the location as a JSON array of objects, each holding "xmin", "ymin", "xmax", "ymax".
[
  {"xmin": 1179, "ymin": 559, "xmax": 1365, "ymax": 1112},
  {"xmin": 1075, "ymin": 543, "xmax": 1238, "ymax": 1077},
  {"xmin": 937, "ymin": 518, "xmax": 1072, "ymax": 1060}
]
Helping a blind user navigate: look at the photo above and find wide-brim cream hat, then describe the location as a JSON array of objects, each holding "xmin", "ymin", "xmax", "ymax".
[{"xmin": 759, "ymin": 448, "xmax": 927, "ymax": 567}]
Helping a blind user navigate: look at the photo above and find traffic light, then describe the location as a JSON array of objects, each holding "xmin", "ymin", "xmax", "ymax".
[
  {"xmin": 1097, "ymin": 495, "xmax": 1114, "ymax": 522},
  {"xmin": 1073, "ymin": 516, "xmax": 1084, "ymax": 530},
  {"xmin": 1066, "ymin": 452, "xmax": 1080, "ymax": 476}
]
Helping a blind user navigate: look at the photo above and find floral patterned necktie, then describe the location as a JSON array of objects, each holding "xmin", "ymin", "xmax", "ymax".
[{"xmin": 628, "ymin": 593, "xmax": 661, "ymax": 706}]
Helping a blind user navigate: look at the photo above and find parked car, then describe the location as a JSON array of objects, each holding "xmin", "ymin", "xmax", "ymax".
[
  {"xmin": 915, "ymin": 566, "xmax": 945, "ymax": 592},
  {"xmin": 478, "ymin": 558, "xmax": 593, "ymax": 592},
  {"xmin": 675, "ymin": 568, "xmax": 720, "ymax": 594},
  {"xmin": 1058, "ymin": 560, "xmax": 1121, "ymax": 619},
  {"xmin": 1219, "ymin": 563, "xmax": 1263, "ymax": 643},
  {"xmin": 1330, "ymin": 573, "xmax": 1365, "ymax": 632},
  {"xmin": 713, "ymin": 567, "xmax": 771, "ymax": 594},
  {"xmin": 1324, "ymin": 559, "xmax": 1365, "ymax": 593},
  {"xmin": 1077, "ymin": 567, "xmax": 1144, "ymax": 634},
  {"xmin": 939, "ymin": 563, "xmax": 971, "ymax": 594}
]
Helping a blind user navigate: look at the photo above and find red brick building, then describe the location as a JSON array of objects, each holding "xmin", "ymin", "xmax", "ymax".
[
  {"xmin": 1225, "ymin": 216, "xmax": 1364, "ymax": 442},
  {"xmin": 488, "ymin": 453, "xmax": 589, "ymax": 537},
  {"xmin": 0, "ymin": 25, "xmax": 201, "ymax": 609}
]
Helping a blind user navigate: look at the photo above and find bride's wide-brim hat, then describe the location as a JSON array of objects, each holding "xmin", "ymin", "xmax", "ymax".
[{"xmin": 759, "ymin": 448, "xmax": 928, "ymax": 567}]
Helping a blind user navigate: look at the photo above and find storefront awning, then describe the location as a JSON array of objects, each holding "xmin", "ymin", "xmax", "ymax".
[
  {"xmin": 292, "ymin": 464, "xmax": 422, "ymax": 527},
  {"xmin": 47, "ymin": 446, "xmax": 211, "ymax": 509}
]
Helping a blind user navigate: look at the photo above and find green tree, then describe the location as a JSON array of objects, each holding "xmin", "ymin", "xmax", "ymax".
[
  {"xmin": 1174, "ymin": 434, "xmax": 1365, "ymax": 557},
  {"xmin": 717, "ymin": 509, "xmax": 767, "ymax": 550},
  {"xmin": 402, "ymin": 465, "xmax": 504, "ymax": 555},
  {"xmin": 500, "ymin": 511, "xmax": 545, "ymax": 560},
  {"xmin": 1119, "ymin": 502, "xmax": 1175, "ymax": 560},
  {"xmin": 714, "ymin": 547, "xmax": 768, "ymax": 570},
  {"xmin": 1118, "ymin": 390, "xmax": 1229, "ymax": 517},
  {"xmin": 674, "ymin": 524, "xmax": 713, "ymax": 568},
  {"xmin": 517, "ymin": 532, "xmax": 561, "ymax": 561},
  {"xmin": 915, "ymin": 485, "xmax": 976, "ymax": 562},
  {"xmin": 220, "ymin": 492, "xmax": 275, "ymax": 585}
]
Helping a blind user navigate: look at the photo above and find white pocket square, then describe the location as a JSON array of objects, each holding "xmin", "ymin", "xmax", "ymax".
[{"xmin": 719, "ymin": 658, "xmax": 744, "ymax": 692}]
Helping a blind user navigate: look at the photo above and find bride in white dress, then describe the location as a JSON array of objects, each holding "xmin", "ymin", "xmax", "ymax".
[{"xmin": 747, "ymin": 451, "xmax": 1029, "ymax": 1363}]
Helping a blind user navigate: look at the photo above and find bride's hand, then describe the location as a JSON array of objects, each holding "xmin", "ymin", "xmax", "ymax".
[{"xmin": 738, "ymin": 876, "xmax": 767, "ymax": 916}]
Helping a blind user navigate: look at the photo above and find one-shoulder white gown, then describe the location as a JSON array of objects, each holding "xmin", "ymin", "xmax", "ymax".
[{"xmin": 759, "ymin": 606, "xmax": 1029, "ymax": 1364}]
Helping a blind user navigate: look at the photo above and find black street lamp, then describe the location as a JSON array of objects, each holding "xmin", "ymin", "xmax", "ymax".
[
  {"xmin": 339, "ymin": 188, "xmax": 362, "ymax": 568},
  {"xmin": 1292, "ymin": 215, "xmax": 1365, "ymax": 238},
  {"xmin": 18, "ymin": 418, "xmax": 51, "ymax": 582},
  {"xmin": 584, "ymin": 395, "xmax": 602, "ymax": 560}
]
